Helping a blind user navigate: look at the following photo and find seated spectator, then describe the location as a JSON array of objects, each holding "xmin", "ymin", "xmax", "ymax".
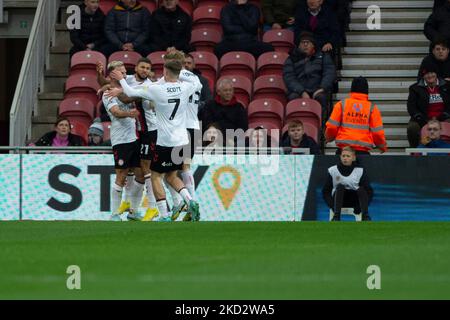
[
  {"xmin": 214, "ymin": 0, "xmax": 274, "ymax": 59},
  {"xmin": 69, "ymin": 0, "xmax": 107, "ymax": 57},
  {"xmin": 434, "ymin": 0, "xmax": 447, "ymax": 10},
  {"xmin": 183, "ymin": 53, "xmax": 213, "ymax": 109},
  {"xmin": 203, "ymin": 122, "xmax": 224, "ymax": 148},
  {"xmin": 199, "ymin": 78, "xmax": 248, "ymax": 142},
  {"xmin": 281, "ymin": 120, "xmax": 320, "ymax": 154},
  {"xmin": 149, "ymin": 0, "xmax": 194, "ymax": 53},
  {"xmin": 104, "ymin": 0, "xmax": 152, "ymax": 57},
  {"xmin": 418, "ymin": 119, "xmax": 450, "ymax": 149},
  {"xmin": 88, "ymin": 122, "xmax": 111, "ymax": 146},
  {"xmin": 322, "ymin": 146, "xmax": 373, "ymax": 221},
  {"xmin": 417, "ymin": 39, "xmax": 450, "ymax": 81},
  {"xmin": 261, "ymin": 0, "xmax": 298, "ymax": 32},
  {"xmin": 407, "ymin": 61, "xmax": 450, "ymax": 147},
  {"xmin": 293, "ymin": 0, "xmax": 341, "ymax": 54},
  {"xmin": 424, "ymin": 0, "xmax": 450, "ymax": 45},
  {"xmin": 34, "ymin": 117, "xmax": 84, "ymax": 146},
  {"xmin": 245, "ymin": 126, "xmax": 278, "ymax": 153},
  {"xmin": 283, "ymin": 32, "xmax": 336, "ymax": 115}
]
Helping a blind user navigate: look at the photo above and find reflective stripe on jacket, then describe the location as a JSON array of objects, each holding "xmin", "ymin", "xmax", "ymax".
[{"xmin": 325, "ymin": 92, "xmax": 387, "ymax": 152}]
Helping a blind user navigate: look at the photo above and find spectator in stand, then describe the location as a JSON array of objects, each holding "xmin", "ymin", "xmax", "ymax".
[
  {"xmin": 434, "ymin": 0, "xmax": 447, "ymax": 10},
  {"xmin": 417, "ymin": 39, "xmax": 450, "ymax": 81},
  {"xmin": 325, "ymin": 76, "xmax": 387, "ymax": 155},
  {"xmin": 183, "ymin": 53, "xmax": 213, "ymax": 109},
  {"xmin": 214, "ymin": 0, "xmax": 274, "ymax": 59},
  {"xmin": 33, "ymin": 117, "xmax": 84, "ymax": 146},
  {"xmin": 424, "ymin": 0, "xmax": 450, "ymax": 46},
  {"xmin": 281, "ymin": 120, "xmax": 320, "ymax": 154},
  {"xmin": 203, "ymin": 123, "xmax": 224, "ymax": 149},
  {"xmin": 293, "ymin": 0, "xmax": 341, "ymax": 54},
  {"xmin": 199, "ymin": 78, "xmax": 248, "ymax": 144},
  {"xmin": 283, "ymin": 32, "xmax": 336, "ymax": 116},
  {"xmin": 69, "ymin": 0, "xmax": 108, "ymax": 57},
  {"xmin": 322, "ymin": 146, "xmax": 373, "ymax": 221},
  {"xmin": 418, "ymin": 119, "xmax": 450, "ymax": 149},
  {"xmin": 104, "ymin": 0, "xmax": 152, "ymax": 57},
  {"xmin": 261, "ymin": 0, "xmax": 298, "ymax": 32},
  {"xmin": 149, "ymin": 0, "xmax": 194, "ymax": 53},
  {"xmin": 407, "ymin": 61, "xmax": 450, "ymax": 147},
  {"xmin": 87, "ymin": 122, "xmax": 111, "ymax": 146}
]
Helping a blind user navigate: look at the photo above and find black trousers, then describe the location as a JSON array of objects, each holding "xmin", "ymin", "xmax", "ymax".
[{"xmin": 333, "ymin": 184, "xmax": 369, "ymax": 215}]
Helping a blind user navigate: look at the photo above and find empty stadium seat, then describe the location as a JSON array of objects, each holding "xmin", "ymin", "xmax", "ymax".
[
  {"xmin": 421, "ymin": 122, "xmax": 450, "ymax": 143},
  {"xmin": 262, "ymin": 29, "xmax": 295, "ymax": 53},
  {"xmin": 59, "ymin": 98, "xmax": 95, "ymax": 124},
  {"xmin": 252, "ymin": 75, "xmax": 287, "ymax": 106},
  {"xmin": 65, "ymin": 74, "xmax": 100, "ymax": 106},
  {"xmin": 219, "ymin": 51, "xmax": 256, "ymax": 82},
  {"xmin": 99, "ymin": 0, "xmax": 116, "ymax": 15},
  {"xmin": 147, "ymin": 51, "xmax": 167, "ymax": 78},
  {"xmin": 256, "ymin": 51, "xmax": 289, "ymax": 77},
  {"xmin": 217, "ymin": 75, "xmax": 252, "ymax": 107},
  {"xmin": 196, "ymin": 0, "xmax": 229, "ymax": 9},
  {"xmin": 190, "ymin": 51, "xmax": 219, "ymax": 91},
  {"xmin": 190, "ymin": 28, "xmax": 222, "ymax": 53},
  {"xmin": 102, "ymin": 121, "xmax": 112, "ymax": 142},
  {"xmin": 192, "ymin": 5, "xmax": 222, "ymax": 33},
  {"xmin": 247, "ymin": 98, "xmax": 284, "ymax": 130},
  {"xmin": 69, "ymin": 120, "xmax": 89, "ymax": 145},
  {"xmin": 108, "ymin": 51, "xmax": 142, "ymax": 72},
  {"xmin": 70, "ymin": 50, "xmax": 106, "ymax": 76},
  {"xmin": 285, "ymin": 98, "xmax": 322, "ymax": 132},
  {"xmin": 282, "ymin": 121, "xmax": 319, "ymax": 144}
]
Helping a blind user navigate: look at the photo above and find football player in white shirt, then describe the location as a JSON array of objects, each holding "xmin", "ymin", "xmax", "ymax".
[
  {"xmin": 97, "ymin": 58, "xmax": 159, "ymax": 221},
  {"xmin": 101, "ymin": 61, "xmax": 141, "ymax": 220},
  {"xmin": 107, "ymin": 60, "xmax": 200, "ymax": 222}
]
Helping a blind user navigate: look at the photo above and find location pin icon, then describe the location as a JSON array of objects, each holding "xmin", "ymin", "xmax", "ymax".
[{"xmin": 212, "ymin": 166, "xmax": 241, "ymax": 210}]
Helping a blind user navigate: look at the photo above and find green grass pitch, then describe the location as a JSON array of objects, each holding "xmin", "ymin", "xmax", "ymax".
[{"xmin": 1, "ymin": 221, "xmax": 450, "ymax": 299}]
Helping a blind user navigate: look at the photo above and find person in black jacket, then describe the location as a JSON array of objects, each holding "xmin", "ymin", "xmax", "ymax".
[
  {"xmin": 322, "ymin": 146, "xmax": 373, "ymax": 221},
  {"xmin": 293, "ymin": 0, "xmax": 341, "ymax": 53},
  {"xmin": 281, "ymin": 120, "xmax": 320, "ymax": 154},
  {"xmin": 33, "ymin": 117, "xmax": 85, "ymax": 147},
  {"xmin": 424, "ymin": 0, "xmax": 450, "ymax": 45},
  {"xmin": 199, "ymin": 78, "xmax": 248, "ymax": 145},
  {"xmin": 183, "ymin": 53, "xmax": 213, "ymax": 109},
  {"xmin": 148, "ymin": 0, "xmax": 194, "ymax": 53},
  {"xmin": 214, "ymin": 0, "xmax": 274, "ymax": 59},
  {"xmin": 69, "ymin": 0, "xmax": 108, "ymax": 57},
  {"xmin": 104, "ymin": 0, "xmax": 152, "ymax": 57},
  {"xmin": 407, "ymin": 61, "xmax": 450, "ymax": 147},
  {"xmin": 417, "ymin": 38, "xmax": 450, "ymax": 81}
]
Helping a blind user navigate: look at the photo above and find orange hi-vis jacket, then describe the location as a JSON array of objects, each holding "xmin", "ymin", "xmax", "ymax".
[{"xmin": 325, "ymin": 92, "xmax": 387, "ymax": 152}]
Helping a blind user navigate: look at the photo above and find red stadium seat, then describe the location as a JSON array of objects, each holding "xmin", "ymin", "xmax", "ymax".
[
  {"xmin": 252, "ymin": 75, "xmax": 287, "ymax": 106},
  {"xmin": 263, "ymin": 29, "xmax": 295, "ymax": 53},
  {"xmin": 190, "ymin": 28, "xmax": 222, "ymax": 53},
  {"xmin": 217, "ymin": 75, "xmax": 252, "ymax": 108},
  {"xmin": 219, "ymin": 51, "xmax": 256, "ymax": 82},
  {"xmin": 108, "ymin": 51, "xmax": 142, "ymax": 72},
  {"xmin": 190, "ymin": 51, "xmax": 219, "ymax": 91},
  {"xmin": 247, "ymin": 98, "xmax": 284, "ymax": 130},
  {"xmin": 147, "ymin": 51, "xmax": 167, "ymax": 78},
  {"xmin": 256, "ymin": 51, "xmax": 289, "ymax": 77},
  {"xmin": 70, "ymin": 50, "xmax": 106, "ymax": 76},
  {"xmin": 196, "ymin": 0, "xmax": 229, "ymax": 9},
  {"xmin": 65, "ymin": 74, "xmax": 100, "ymax": 106},
  {"xmin": 99, "ymin": 0, "xmax": 116, "ymax": 15},
  {"xmin": 69, "ymin": 119, "xmax": 89, "ymax": 145},
  {"xmin": 102, "ymin": 121, "xmax": 112, "ymax": 142},
  {"xmin": 421, "ymin": 122, "xmax": 450, "ymax": 143},
  {"xmin": 192, "ymin": 5, "xmax": 222, "ymax": 34},
  {"xmin": 285, "ymin": 98, "xmax": 322, "ymax": 131},
  {"xmin": 59, "ymin": 98, "xmax": 95, "ymax": 124},
  {"xmin": 282, "ymin": 122, "xmax": 319, "ymax": 144},
  {"xmin": 141, "ymin": 0, "xmax": 157, "ymax": 13}
]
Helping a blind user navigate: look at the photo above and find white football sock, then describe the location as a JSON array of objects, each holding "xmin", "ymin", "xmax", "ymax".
[
  {"xmin": 111, "ymin": 183, "xmax": 123, "ymax": 214},
  {"xmin": 179, "ymin": 187, "xmax": 192, "ymax": 204},
  {"xmin": 129, "ymin": 179, "xmax": 144, "ymax": 213},
  {"xmin": 181, "ymin": 170, "xmax": 196, "ymax": 200},
  {"xmin": 123, "ymin": 173, "xmax": 134, "ymax": 202},
  {"xmin": 144, "ymin": 174, "xmax": 157, "ymax": 208},
  {"xmin": 156, "ymin": 200, "xmax": 169, "ymax": 218},
  {"xmin": 165, "ymin": 178, "xmax": 183, "ymax": 207}
]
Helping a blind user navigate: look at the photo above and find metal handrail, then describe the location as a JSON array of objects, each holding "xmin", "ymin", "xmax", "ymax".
[
  {"xmin": 405, "ymin": 148, "xmax": 450, "ymax": 155},
  {"xmin": 9, "ymin": 0, "xmax": 60, "ymax": 146}
]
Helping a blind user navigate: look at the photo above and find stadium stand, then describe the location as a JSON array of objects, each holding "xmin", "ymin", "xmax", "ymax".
[
  {"xmin": 219, "ymin": 51, "xmax": 256, "ymax": 82},
  {"xmin": 58, "ymin": 97, "xmax": 95, "ymax": 124},
  {"xmin": 190, "ymin": 28, "xmax": 222, "ymax": 53},
  {"xmin": 216, "ymin": 75, "xmax": 253, "ymax": 107},
  {"xmin": 256, "ymin": 51, "xmax": 289, "ymax": 77},
  {"xmin": 252, "ymin": 75, "xmax": 287, "ymax": 106},
  {"xmin": 247, "ymin": 98, "xmax": 284, "ymax": 131},
  {"xmin": 262, "ymin": 29, "xmax": 295, "ymax": 53},
  {"xmin": 285, "ymin": 98, "xmax": 322, "ymax": 134},
  {"xmin": 147, "ymin": 51, "xmax": 167, "ymax": 78},
  {"xmin": 70, "ymin": 50, "xmax": 106, "ymax": 76},
  {"xmin": 192, "ymin": 5, "xmax": 222, "ymax": 33},
  {"xmin": 190, "ymin": 51, "xmax": 219, "ymax": 91},
  {"xmin": 108, "ymin": 51, "xmax": 142, "ymax": 72}
]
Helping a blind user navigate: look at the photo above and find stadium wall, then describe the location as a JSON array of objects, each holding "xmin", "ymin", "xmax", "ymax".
[{"xmin": 0, "ymin": 154, "xmax": 449, "ymax": 221}]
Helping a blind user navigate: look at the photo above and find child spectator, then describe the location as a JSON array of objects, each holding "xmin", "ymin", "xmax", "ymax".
[{"xmin": 281, "ymin": 120, "xmax": 320, "ymax": 154}]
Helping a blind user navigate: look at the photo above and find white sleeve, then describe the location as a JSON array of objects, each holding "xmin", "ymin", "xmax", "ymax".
[
  {"xmin": 179, "ymin": 70, "xmax": 203, "ymax": 92},
  {"xmin": 119, "ymin": 78, "xmax": 154, "ymax": 100},
  {"xmin": 102, "ymin": 95, "xmax": 118, "ymax": 111}
]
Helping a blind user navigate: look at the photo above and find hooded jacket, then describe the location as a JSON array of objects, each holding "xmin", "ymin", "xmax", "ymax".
[
  {"xmin": 424, "ymin": 1, "xmax": 450, "ymax": 43},
  {"xmin": 70, "ymin": 3, "xmax": 106, "ymax": 49},
  {"xmin": 221, "ymin": 2, "xmax": 260, "ymax": 42}
]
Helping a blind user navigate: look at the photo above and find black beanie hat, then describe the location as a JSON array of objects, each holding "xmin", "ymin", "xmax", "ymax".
[
  {"xmin": 419, "ymin": 59, "xmax": 439, "ymax": 77},
  {"xmin": 298, "ymin": 31, "xmax": 317, "ymax": 48},
  {"xmin": 350, "ymin": 76, "xmax": 369, "ymax": 94}
]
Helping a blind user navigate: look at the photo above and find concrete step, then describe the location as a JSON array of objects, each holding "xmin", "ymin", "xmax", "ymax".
[
  {"xmin": 326, "ymin": 139, "xmax": 410, "ymax": 148},
  {"xmin": 343, "ymin": 47, "xmax": 428, "ymax": 54},
  {"xmin": 43, "ymin": 76, "xmax": 67, "ymax": 93},
  {"xmin": 342, "ymin": 57, "xmax": 422, "ymax": 66},
  {"xmin": 45, "ymin": 68, "xmax": 69, "ymax": 77},
  {"xmin": 351, "ymin": 11, "xmax": 430, "ymax": 20},
  {"xmin": 33, "ymin": 115, "xmax": 58, "ymax": 124},
  {"xmin": 46, "ymin": 53, "xmax": 70, "ymax": 80},
  {"xmin": 54, "ymin": 28, "xmax": 72, "ymax": 49},
  {"xmin": 36, "ymin": 97, "xmax": 61, "ymax": 116},
  {"xmin": 32, "ymin": 124, "xmax": 55, "ymax": 142},
  {"xmin": 335, "ymin": 92, "xmax": 409, "ymax": 100},
  {"xmin": 38, "ymin": 92, "xmax": 64, "ymax": 100},
  {"xmin": 349, "ymin": 23, "xmax": 425, "ymax": 31},
  {"xmin": 347, "ymin": 33, "xmax": 427, "ymax": 42},
  {"xmin": 380, "ymin": 116, "xmax": 410, "ymax": 124},
  {"xmin": 338, "ymin": 80, "xmax": 414, "ymax": 93},
  {"xmin": 340, "ymin": 69, "xmax": 418, "ymax": 78},
  {"xmin": 352, "ymin": 1, "xmax": 433, "ymax": 9}
]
